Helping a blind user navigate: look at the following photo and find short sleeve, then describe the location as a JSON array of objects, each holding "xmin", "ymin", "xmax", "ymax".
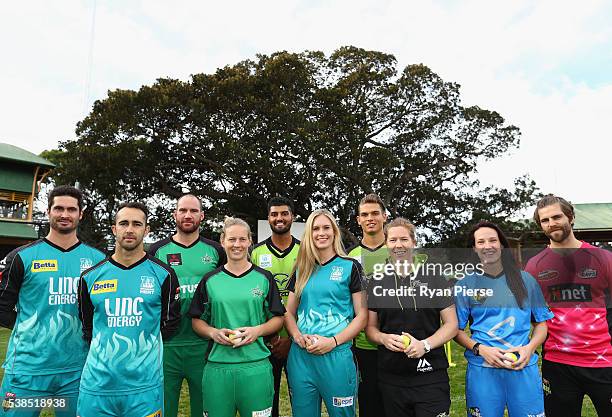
[
  {"xmin": 349, "ymin": 260, "xmax": 365, "ymax": 293},
  {"xmin": 454, "ymin": 278, "xmax": 472, "ymax": 330},
  {"xmin": 264, "ymin": 272, "xmax": 286, "ymax": 317},
  {"xmin": 524, "ymin": 271, "xmax": 554, "ymax": 323},
  {"xmin": 189, "ymin": 274, "xmax": 212, "ymax": 321},
  {"xmin": 287, "ymin": 272, "xmax": 296, "ymax": 293}
]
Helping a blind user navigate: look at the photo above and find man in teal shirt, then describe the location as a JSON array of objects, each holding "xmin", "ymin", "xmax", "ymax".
[
  {"xmin": 78, "ymin": 202, "xmax": 180, "ymax": 417},
  {"xmin": 0, "ymin": 185, "xmax": 105, "ymax": 417}
]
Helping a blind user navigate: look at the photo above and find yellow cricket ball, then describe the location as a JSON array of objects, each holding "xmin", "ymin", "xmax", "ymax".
[
  {"xmin": 402, "ymin": 335, "xmax": 411, "ymax": 348},
  {"xmin": 503, "ymin": 352, "xmax": 519, "ymax": 363}
]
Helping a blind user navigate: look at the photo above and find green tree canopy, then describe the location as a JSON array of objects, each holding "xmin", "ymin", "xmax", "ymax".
[{"xmin": 43, "ymin": 46, "xmax": 538, "ymax": 246}]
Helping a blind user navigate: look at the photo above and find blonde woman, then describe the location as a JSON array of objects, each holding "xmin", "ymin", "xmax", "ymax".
[
  {"xmin": 284, "ymin": 209, "xmax": 368, "ymax": 417},
  {"xmin": 189, "ymin": 217, "xmax": 285, "ymax": 417}
]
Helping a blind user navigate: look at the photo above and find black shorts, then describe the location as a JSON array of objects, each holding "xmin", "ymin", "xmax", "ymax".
[
  {"xmin": 379, "ymin": 379, "xmax": 450, "ymax": 417},
  {"xmin": 542, "ymin": 359, "xmax": 612, "ymax": 417}
]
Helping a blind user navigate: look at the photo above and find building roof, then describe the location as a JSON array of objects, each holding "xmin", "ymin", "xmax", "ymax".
[
  {"xmin": 0, "ymin": 142, "xmax": 55, "ymax": 168},
  {"xmin": 0, "ymin": 221, "xmax": 38, "ymax": 240},
  {"xmin": 574, "ymin": 203, "xmax": 612, "ymax": 231}
]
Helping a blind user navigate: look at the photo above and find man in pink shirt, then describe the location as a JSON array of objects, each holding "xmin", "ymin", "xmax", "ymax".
[{"xmin": 525, "ymin": 194, "xmax": 612, "ymax": 417}]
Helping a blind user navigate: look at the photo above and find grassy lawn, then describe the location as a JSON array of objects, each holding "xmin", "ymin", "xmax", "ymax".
[{"xmin": 0, "ymin": 329, "xmax": 597, "ymax": 416}]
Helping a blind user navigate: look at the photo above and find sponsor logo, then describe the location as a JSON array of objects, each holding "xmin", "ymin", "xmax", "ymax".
[
  {"xmin": 202, "ymin": 254, "xmax": 213, "ymax": 264},
  {"xmin": 332, "ymin": 397, "xmax": 354, "ymax": 407},
  {"xmin": 469, "ymin": 407, "xmax": 482, "ymax": 417},
  {"xmin": 549, "ymin": 284, "xmax": 592, "ymax": 302},
  {"xmin": 140, "ymin": 276, "xmax": 155, "ymax": 295},
  {"xmin": 105, "ymin": 297, "xmax": 144, "ymax": 327},
  {"xmin": 252, "ymin": 407, "xmax": 272, "ymax": 416},
  {"xmin": 49, "ymin": 276, "xmax": 79, "ymax": 305},
  {"xmin": 180, "ymin": 283, "xmax": 198, "ymax": 295},
  {"xmin": 578, "ymin": 268, "xmax": 597, "ymax": 279},
  {"xmin": 145, "ymin": 410, "xmax": 162, "ymax": 417},
  {"xmin": 167, "ymin": 253, "xmax": 182, "ymax": 266},
  {"xmin": 2, "ymin": 392, "xmax": 15, "ymax": 411},
  {"xmin": 537, "ymin": 269, "xmax": 559, "ymax": 281},
  {"xmin": 251, "ymin": 285, "xmax": 264, "ymax": 298},
  {"xmin": 91, "ymin": 279, "xmax": 118, "ymax": 294},
  {"xmin": 417, "ymin": 358, "xmax": 433, "ymax": 372},
  {"xmin": 330, "ymin": 266, "xmax": 343, "ymax": 281},
  {"xmin": 32, "ymin": 260, "xmax": 58, "ymax": 272},
  {"xmin": 527, "ymin": 413, "xmax": 545, "ymax": 417},
  {"xmin": 259, "ymin": 254, "xmax": 273, "ymax": 268},
  {"xmin": 80, "ymin": 258, "xmax": 93, "ymax": 273}
]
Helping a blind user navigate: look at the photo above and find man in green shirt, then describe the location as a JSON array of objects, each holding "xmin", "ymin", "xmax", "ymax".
[
  {"xmin": 251, "ymin": 196, "xmax": 300, "ymax": 417},
  {"xmin": 148, "ymin": 194, "xmax": 226, "ymax": 417},
  {"xmin": 346, "ymin": 193, "xmax": 388, "ymax": 417}
]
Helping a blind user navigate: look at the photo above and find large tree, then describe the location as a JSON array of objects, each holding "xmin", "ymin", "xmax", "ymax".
[{"xmin": 44, "ymin": 46, "xmax": 538, "ymax": 245}]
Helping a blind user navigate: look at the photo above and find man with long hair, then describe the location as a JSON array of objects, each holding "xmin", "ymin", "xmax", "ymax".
[{"xmin": 525, "ymin": 195, "xmax": 612, "ymax": 416}]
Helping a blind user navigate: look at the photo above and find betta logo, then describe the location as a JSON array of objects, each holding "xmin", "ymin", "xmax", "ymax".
[
  {"xmin": 91, "ymin": 279, "xmax": 118, "ymax": 294},
  {"xmin": 31, "ymin": 260, "xmax": 58, "ymax": 272},
  {"xmin": 537, "ymin": 269, "xmax": 559, "ymax": 281},
  {"xmin": 549, "ymin": 284, "xmax": 592, "ymax": 302}
]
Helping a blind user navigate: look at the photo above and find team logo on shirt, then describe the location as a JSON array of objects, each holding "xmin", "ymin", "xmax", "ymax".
[
  {"xmin": 145, "ymin": 410, "xmax": 161, "ymax": 417},
  {"xmin": 80, "ymin": 258, "xmax": 93, "ymax": 273},
  {"xmin": 274, "ymin": 273, "xmax": 290, "ymax": 297},
  {"xmin": 578, "ymin": 268, "xmax": 597, "ymax": 279},
  {"xmin": 329, "ymin": 266, "xmax": 343, "ymax": 281},
  {"xmin": 140, "ymin": 276, "xmax": 155, "ymax": 295},
  {"xmin": 251, "ymin": 285, "xmax": 264, "ymax": 298},
  {"xmin": 549, "ymin": 284, "xmax": 592, "ymax": 302},
  {"xmin": 332, "ymin": 397, "xmax": 354, "ymax": 407},
  {"xmin": 537, "ymin": 269, "xmax": 559, "ymax": 281},
  {"xmin": 468, "ymin": 407, "xmax": 482, "ymax": 417},
  {"xmin": 416, "ymin": 358, "xmax": 433, "ymax": 372},
  {"xmin": 31, "ymin": 259, "xmax": 58, "ymax": 272},
  {"xmin": 202, "ymin": 254, "xmax": 213, "ymax": 264},
  {"xmin": 91, "ymin": 279, "xmax": 118, "ymax": 294},
  {"xmin": 167, "ymin": 253, "xmax": 182, "ymax": 266}
]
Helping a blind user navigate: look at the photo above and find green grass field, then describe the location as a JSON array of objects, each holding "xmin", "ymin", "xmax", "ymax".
[{"xmin": 0, "ymin": 329, "xmax": 598, "ymax": 416}]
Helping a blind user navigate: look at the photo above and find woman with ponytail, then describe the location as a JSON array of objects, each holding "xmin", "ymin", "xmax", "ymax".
[
  {"xmin": 455, "ymin": 221, "xmax": 553, "ymax": 417},
  {"xmin": 284, "ymin": 209, "xmax": 368, "ymax": 417}
]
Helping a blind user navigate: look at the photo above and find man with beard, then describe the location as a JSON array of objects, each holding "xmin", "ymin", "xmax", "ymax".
[
  {"xmin": 0, "ymin": 185, "xmax": 105, "ymax": 416},
  {"xmin": 77, "ymin": 202, "xmax": 181, "ymax": 416},
  {"xmin": 148, "ymin": 194, "xmax": 225, "ymax": 417},
  {"xmin": 525, "ymin": 194, "xmax": 612, "ymax": 417},
  {"xmin": 347, "ymin": 194, "xmax": 388, "ymax": 417},
  {"xmin": 251, "ymin": 196, "xmax": 300, "ymax": 417}
]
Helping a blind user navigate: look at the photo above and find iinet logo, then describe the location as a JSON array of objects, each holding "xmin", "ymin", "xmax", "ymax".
[{"xmin": 417, "ymin": 358, "xmax": 433, "ymax": 372}]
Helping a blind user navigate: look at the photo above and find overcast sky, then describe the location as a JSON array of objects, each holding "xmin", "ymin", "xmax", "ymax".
[{"xmin": 1, "ymin": 0, "xmax": 611, "ymax": 205}]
